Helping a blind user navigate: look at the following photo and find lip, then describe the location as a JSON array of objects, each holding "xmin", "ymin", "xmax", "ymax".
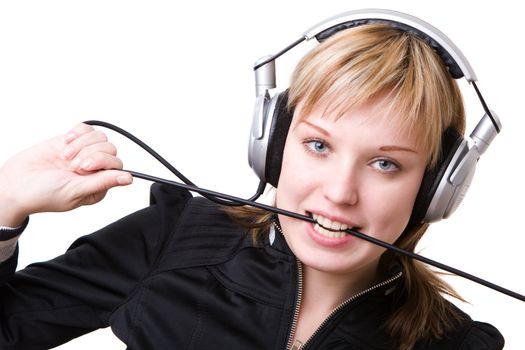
[
  {"xmin": 304, "ymin": 211, "xmax": 357, "ymax": 248},
  {"xmin": 305, "ymin": 221, "xmax": 354, "ymax": 248}
]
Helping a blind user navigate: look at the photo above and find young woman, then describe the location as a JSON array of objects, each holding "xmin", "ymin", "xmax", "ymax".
[{"xmin": 0, "ymin": 14, "xmax": 504, "ymax": 350}]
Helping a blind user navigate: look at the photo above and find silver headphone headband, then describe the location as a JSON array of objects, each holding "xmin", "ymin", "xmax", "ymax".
[
  {"xmin": 303, "ymin": 9, "xmax": 477, "ymax": 82},
  {"xmin": 249, "ymin": 9, "xmax": 500, "ymax": 221}
]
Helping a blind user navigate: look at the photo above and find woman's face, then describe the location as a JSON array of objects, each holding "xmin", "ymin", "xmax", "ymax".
[{"xmin": 275, "ymin": 98, "xmax": 428, "ymax": 279}]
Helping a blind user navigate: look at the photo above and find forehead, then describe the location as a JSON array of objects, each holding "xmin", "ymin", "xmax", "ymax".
[{"xmin": 294, "ymin": 93, "xmax": 418, "ymax": 131}]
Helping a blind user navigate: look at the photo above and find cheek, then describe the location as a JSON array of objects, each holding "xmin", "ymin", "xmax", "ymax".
[
  {"xmin": 276, "ymin": 141, "xmax": 314, "ymax": 205},
  {"xmin": 367, "ymin": 177, "xmax": 422, "ymax": 241}
]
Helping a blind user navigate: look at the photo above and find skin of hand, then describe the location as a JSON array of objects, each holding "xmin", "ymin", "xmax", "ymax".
[{"xmin": 0, "ymin": 123, "xmax": 133, "ymax": 227}]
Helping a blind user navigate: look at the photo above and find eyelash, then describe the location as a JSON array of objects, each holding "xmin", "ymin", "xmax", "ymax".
[
  {"xmin": 303, "ymin": 138, "xmax": 330, "ymax": 157},
  {"xmin": 302, "ymin": 138, "xmax": 402, "ymax": 174},
  {"xmin": 369, "ymin": 158, "xmax": 401, "ymax": 173}
]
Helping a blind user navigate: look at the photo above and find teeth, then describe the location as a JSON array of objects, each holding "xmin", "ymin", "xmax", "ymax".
[
  {"xmin": 314, "ymin": 223, "xmax": 347, "ymax": 238},
  {"xmin": 311, "ymin": 213, "xmax": 352, "ymax": 238}
]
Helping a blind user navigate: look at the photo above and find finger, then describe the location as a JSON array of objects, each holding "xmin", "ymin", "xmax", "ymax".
[
  {"xmin": 71, "ymin": 170, "xmax": 133, "ymax": 206},
  {"xmin": 69, "ymin": 141, "xmax": 118, "ymax": 166},
  {"xmin": 61, "ymin": 129, "xmax": 108, "ymax": 160},
  {"xmin": 85, "ymin": 170, "xmax": 133, "ymax": 190},
  {"xmin": 63, "ymin": 123, "xmax": 95, "ymax": 144},
  {"xmin": 70, "ymin": 150, "xmax": 124, "ymax": 174}
]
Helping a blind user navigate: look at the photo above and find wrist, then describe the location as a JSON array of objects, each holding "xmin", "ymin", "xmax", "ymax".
[
  {"xmin": 0, "ymin": 173, "xmax": 30, "ymax": 227},
  {"xmin": 0, "ymin": 191, "xmax": 30, "ymax": 228},
  {"xmin": 0, "ymin": 188, "xmax": 29, "ymax": 228}
]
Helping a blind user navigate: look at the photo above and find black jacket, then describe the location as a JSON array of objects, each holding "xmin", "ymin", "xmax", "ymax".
[{"xmin": 0, "ymin": 184, "xmax": 504, "ymax": 349}]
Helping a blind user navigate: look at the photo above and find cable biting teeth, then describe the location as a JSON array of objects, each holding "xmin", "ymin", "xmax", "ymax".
[{"xmin": 311, "ymin": 213, "xmax": 350, "ymax": 238}]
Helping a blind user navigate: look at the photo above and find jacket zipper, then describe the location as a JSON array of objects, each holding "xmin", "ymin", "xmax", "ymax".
[
  {"xmin": 285, "ymin": 257, "xmax": 303, "ymax": 350},
  {"xmin": 286, "ymin": 263, "xmax": 402, "ymax": 350}
]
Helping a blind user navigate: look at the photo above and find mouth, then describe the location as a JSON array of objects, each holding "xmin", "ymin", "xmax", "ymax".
[{"xmin": 308, "ymin": 212, "xmax": 360, "ymax": 239}]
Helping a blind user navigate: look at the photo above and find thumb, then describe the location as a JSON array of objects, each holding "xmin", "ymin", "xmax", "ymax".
[
  {"xmin": 74, "ymin": 170, "xmax": 133, "ymax": 205},
  {"xmin": 91, "ymin": 169, "xmax": 133, "ymax": 189}
]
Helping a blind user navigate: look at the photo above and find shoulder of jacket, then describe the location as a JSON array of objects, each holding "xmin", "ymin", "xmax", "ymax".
[
  {"xmin": 415, "ymin": 302, "xmax": 505, "ymax": 350},
  {"xmin": 457, "ymin": 320, "xmax": 504, "ymax": 350},
  {"xmin": 449, "ymin": 301, "xmax": 504, "ymax": 350},
  {"xmin": 149, "ymin": 183, "xmax": 251, "ymax": 272},
  {"xmin": 149, "ymin": 182, "xmax": 193, "ymax": 210}
]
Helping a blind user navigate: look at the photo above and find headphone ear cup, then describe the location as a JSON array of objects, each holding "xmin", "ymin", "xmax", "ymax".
[
  {"xmin": 265, "ymin": 91, "xmax": 293, "ymax": 187},
  {"xmin": 410, "ymin": 128, "xmax": 464, "ymax": 225},
  {"xmin": 248, "ymin": 90, "xmax": 292, "ymax": 186}
]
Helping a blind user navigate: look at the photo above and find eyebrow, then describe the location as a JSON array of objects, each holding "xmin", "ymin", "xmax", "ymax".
[
  {"xmin": 300, "ymin": 120, "xmax": 331, "ymax": 136},
  {"xmin": 379, "ymin": 145, "xmax": 418, "ymax": 153},
  {"xmin": 299, "ymin": 120, "xmax": 418, "ymax": 153}
]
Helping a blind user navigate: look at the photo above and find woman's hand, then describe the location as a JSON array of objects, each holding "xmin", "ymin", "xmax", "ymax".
[{"xmin": 0, "ymin": 123, "xmax": 133, "ymax": 227}]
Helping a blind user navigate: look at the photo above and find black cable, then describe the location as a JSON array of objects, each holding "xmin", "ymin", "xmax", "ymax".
[
  {"xmin": 253, "ymin": 37, "xmax": 306, "ymax": 71},
  {"xmin": 127, "ymin": 170, "xmax": 525, "ymax": 303},
  {"xmin": 472, "ymin": 81, "xmax": 500, "ymax": 133},
  {"xmin": 86, "ymin": 121, "xmax": 523, "ymax": 302},
  {"xmin": 84, "ymin": 120, "xmax": 266, "ymax": 206}
]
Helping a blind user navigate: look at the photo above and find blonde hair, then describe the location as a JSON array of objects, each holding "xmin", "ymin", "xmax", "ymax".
[
  {"xmin": 288, "ymin": 23, "xmax": 465, "ymax": 167},
  {"xmin": 226, "ymin": 23, "xmax": 467, "ymax": 349}
]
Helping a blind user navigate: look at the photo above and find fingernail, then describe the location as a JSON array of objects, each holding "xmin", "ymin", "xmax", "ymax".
[
  {"xmin": 64, "ymin": 132, "xmax": 76, "ymax": 143},
  {"xmin": 80, "ymin": 158, "xmax": 93, "ymax": 170},
  {"xmin": 70, "ymin": 157, "xmax": 82, "ymax": 169},
  {"xmin": 62, "ymin": 146, "xmax": 75, "ymax": 159},
  {"xmin": 117, "ymin": 174, "xmax": 133, "ymax": 185}
]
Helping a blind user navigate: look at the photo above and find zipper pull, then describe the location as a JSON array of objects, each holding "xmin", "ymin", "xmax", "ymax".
[{"xmin": 290, "ymin": 340, "xmax": 303, "ymax": 350}]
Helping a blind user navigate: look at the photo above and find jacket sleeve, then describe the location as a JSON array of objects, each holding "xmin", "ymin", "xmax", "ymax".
[
  {"xmin": 459, "ymin": 321, "xmax": 505, "ymax": 350},
  {"xmin": 0, "ymin": 183, "xmax": 192, "ymax": 350}
]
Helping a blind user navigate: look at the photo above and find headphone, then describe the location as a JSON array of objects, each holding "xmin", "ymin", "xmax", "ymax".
[{"xmin": 248, "ymin": 9, "xmax": 501, "ymax": 225}]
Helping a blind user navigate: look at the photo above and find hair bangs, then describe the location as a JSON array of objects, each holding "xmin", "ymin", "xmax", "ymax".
[{"xmin": 287, "ymin": 24, "xmax": 465, "ymax": 168}]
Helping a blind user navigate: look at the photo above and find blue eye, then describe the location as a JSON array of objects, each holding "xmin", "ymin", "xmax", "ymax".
[
  {"xmin": 372, "ymin": 159, "xmax": 399, "ymax": 172},
  {"xmin": 305, "ymin": 140, "xmax": 328, "ymax": 154}
]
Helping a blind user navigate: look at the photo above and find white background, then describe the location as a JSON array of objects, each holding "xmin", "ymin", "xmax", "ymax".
[{"xmin": 0, "ymin": 1, "xmax": 523, "ymax": 349}]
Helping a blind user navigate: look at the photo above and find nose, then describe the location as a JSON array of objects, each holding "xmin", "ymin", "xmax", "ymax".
[{"xmin": 322, "ymin": 162, "xmax": 359, "ymax": 206}]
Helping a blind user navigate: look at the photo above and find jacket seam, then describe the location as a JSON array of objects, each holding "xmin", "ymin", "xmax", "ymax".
[
  {"xmin": 124, "ymin": 283, "xmax": 148, "ymax": 348},
  {"xmin": 3, "ymin": 302, "xmax": 104, "ymax": 320},
  {"xmin": 207, "ymin": 262, "xmax": 290, "ymax": 309},
  {"xmin": 106, "ymin": 197, "xmax": 193, "ymax": 330}
]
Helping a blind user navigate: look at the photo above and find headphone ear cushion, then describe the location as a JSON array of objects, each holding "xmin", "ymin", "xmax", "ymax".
[
  {"xmin": 265, "ymin": 91, "xmax": 293, "ymax": 187},
  {"xmin": 409, "ymin": 128, "xmax": 463, "ymax": 225}
]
